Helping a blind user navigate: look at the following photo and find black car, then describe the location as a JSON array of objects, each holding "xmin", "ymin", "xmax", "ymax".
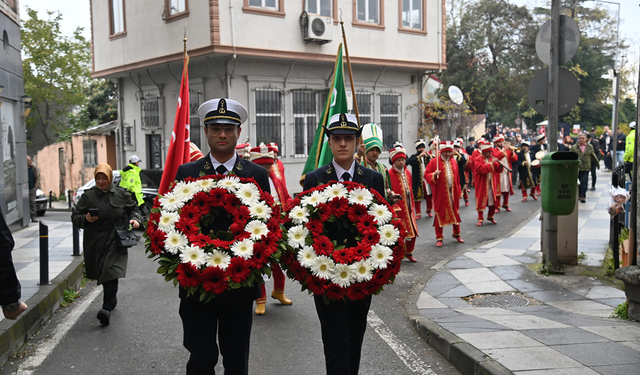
[{"xmin": 35, "ymin": 189, "xmax": 48, "ymax": 216}]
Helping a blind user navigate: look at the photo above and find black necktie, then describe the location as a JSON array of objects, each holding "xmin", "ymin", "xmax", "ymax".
[
  {"xmin": 342, "ymin": 172, "xmax": 351, "ymax": 182},
  {"xmin": 216, "ymin": 165, "xmax": 228, "ymax": 175}
]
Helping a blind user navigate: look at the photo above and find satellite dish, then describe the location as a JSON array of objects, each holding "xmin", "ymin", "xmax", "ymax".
[{"xmin": 448, "ymin": 86, "xmax": 464, "ymax": 105}]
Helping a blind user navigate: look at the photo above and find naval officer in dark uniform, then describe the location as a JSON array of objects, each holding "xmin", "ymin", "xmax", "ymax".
[
  {"xmin": 303, "ymin": 113, "xmax": 385, "ymax": 375},
  {"xmin": 174, "ymin": 98, "xmax": 270, "ymax": 375}
]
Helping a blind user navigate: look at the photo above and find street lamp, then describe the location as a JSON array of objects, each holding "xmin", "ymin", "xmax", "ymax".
[{"xmin": 21, "ymin": 95, "xmax": 32, "ymax": 119}]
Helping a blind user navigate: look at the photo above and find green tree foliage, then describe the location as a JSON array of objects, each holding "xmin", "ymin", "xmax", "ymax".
[
  {"xmin": 22, "ymin": 8, "xmax": 91, "ymax": 145},
  {"xmin": 61, "ymin": 79, "xmax": 119, "ymax": 141}
]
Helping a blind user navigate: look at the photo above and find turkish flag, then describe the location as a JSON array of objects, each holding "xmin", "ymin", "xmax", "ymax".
[
  {"xmin": 159, "ymin": 55, "xmax": 191, "ymax": 195},
  {"xmin": 540, "ymin": 126, "xmax": 546, "ymax": 135}
]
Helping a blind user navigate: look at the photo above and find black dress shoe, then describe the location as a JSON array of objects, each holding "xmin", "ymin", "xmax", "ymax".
[
  {"xmin": 97, "ymin": 309, "xmax": 110, "ymax": 326},
  {"xmin": 589, "ymin": 187, "xmax": 596, "ymax": 191}
]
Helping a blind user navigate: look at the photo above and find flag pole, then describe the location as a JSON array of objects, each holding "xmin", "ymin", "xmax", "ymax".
[{"xmin": 339, "ymin": 9, "xmax": 361, "ymax": 133}]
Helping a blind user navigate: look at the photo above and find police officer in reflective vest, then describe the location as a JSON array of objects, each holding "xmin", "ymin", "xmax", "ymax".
[{"xmin": 119, "ymin": 155, "xmax": 143, "ymax": 206}]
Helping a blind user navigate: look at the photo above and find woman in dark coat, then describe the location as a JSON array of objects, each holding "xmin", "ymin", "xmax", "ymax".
[{"xmin": 72, "ymin": 164, "xmax": 142, "ymax": 326}]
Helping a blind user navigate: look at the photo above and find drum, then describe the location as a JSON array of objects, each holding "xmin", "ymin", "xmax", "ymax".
[
  {"xmin": 535, "ymin": 151, "xmax": 546, "ymax": 160},
  {"xmin": 531, "ymin": 159, "xmax": 541, "ymax": 168}
]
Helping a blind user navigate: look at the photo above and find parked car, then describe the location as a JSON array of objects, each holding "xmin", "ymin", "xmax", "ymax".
[
  {"xmin": 72, "ymin": 169, "xmax": 163, "ymax": 226},
  {"xmin": 35, "ymin": 189, "xmax": 48, "ymax": 216}
]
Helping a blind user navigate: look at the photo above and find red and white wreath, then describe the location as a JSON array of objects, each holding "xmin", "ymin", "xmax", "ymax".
[
  {"xmin": 279, "ymin": 181, "xmax": 405, "ymax": 302},
  {"xmin": 144, "ymin": 175, "xmax": 282, "ymax": 302}
]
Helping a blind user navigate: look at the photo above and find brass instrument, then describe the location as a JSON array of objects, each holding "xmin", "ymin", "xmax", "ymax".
[{"xmin": 491, "ymin": 156, "xmax": 512, "ymax": 172}]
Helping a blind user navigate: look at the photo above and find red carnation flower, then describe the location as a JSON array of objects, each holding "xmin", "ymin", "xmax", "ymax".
[
  {"xmin": 230, "ymin": 221, "xmax": 246, "ymax": 236},
  {"xmin": 232, "ymin": 206, "xmax": 251, "ymax": 223},
  {"xmin": 176, "ymin": 217, "xmax": 198, "ymax": 236},
  {"xmin": 247, "ymin": 242, "xmax": 268, "ymax": 269},
  {"xmin": 148, "ymin": 211, "xmax": 161, "ymax": 225},
  {"xmin": 347, "ymin": 204, "xmax": 369, "ymax": 223},
  {"xmin": 209, "ymin": 188, "xmax": 228, "ymax": 207},
  {"xmin": 189, "ymin": 233, "xmax": 212, "ymax": 248},
  {"xmin": 191, "ymin": 191, "xmax": 213, "ymax": 213},
  {"xmin": 325, "ymin": 284, "xmax": 345, "ymax": 300},
  {"xmin": 313, "ymin": 235, "xmax": 334, "ymax": 256},
  {"xmin": 306, "ymin": 275, "xmax": 327, "ymax": 295},
  {"xmin": 306, "ymin": 220, "xmax": 324, "ymax": 237},
  {"xmin": 361, "ymin": 229, "xmax": 380, "ymax": 246},
  {"xmin": 228, "ymin": 257, "xmax": 251, "ymax": 283},
  {"xmin": 225, "ymin": 193, "xmax": 241, "ymax": 208},
  {"xmin": 328, "ymin": 197, "xmax": 349, "ymax": 217},
  {"xmin": 201, "ymin": 266, "xmax": 229, "ymax": 295},
  {"xmin": 333, "ymin": 246, "xmax": 355, "ymax": 264},
  {"xmin": 176, "ymin": 263, "xmax": 201, "ymax": 289},
  {"xmin": 352, "ymin": 243, "xmax": 370, "ymax": 262},
  {"xmin": 315, "ymin": 202, "xmax": 332, "ymax": 221},
  {"xmin": 211, "ymin": 238, "xmax": 234, "ymax": 249},
  {"xmin": 356, "ymin": 215, "xmax": 377, "ymax": 233}
]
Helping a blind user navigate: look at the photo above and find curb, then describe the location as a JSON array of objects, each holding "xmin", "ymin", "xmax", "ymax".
[
  {"xmin": 406, "ymin": 268, "xmax": 514, "ymax": 375},
  {"xmin": 0, "ymin": 257, "xmax": 85, "ymax": 364}
]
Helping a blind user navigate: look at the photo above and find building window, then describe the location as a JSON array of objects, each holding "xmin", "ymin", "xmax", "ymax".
[
  {"xmin": 109, "ymin": 0, "xmax": 126, "ymax": 37},
  {"xmin": 5, "ymin": 0, "xmax": 16, "ymax": 10},
  {"xmin": 189, "ymin": 90, "xmax": 203, "ymax": 150},
  {"xmin": 255, "ymin": 88, "xmax": 283, "ymax": 151},
  {"xmin": 352, "ymin": 91, "xmax": 373, "ymax": 125},
  {"xmin": 123, "ymin": 121, "xmax": 135, "ymax": 150},
  {"xmin": 307, "ymin": 0, "xmax": 332, "ymax": 17},
  {"xmin": 292, "ymin": 90, "xmax": 318, "ymax": 157},
  {"xmin": 357, "ymin": 0, "xmax": 379, "ymax": 24},
  {"xmin": 400, "ymin": 0, "xmax": 425, "ymax": 32},
  {"xmin": 164, "ymin": 0, "xmax": 189, "ymax": 22},
  {"xmin": 379, "ymin": 92, "xmax": 401, "ymax": 150},
  {"xmin": 140, "ymin": 95, "xmax": 162, "ymax": 130},
  {"xmin": 249, "ymin": 0, "xmax": 278, "ymax": 10},
  {"xmin": 147, "ymin": 134, "xmax": 163, "ymax": 169},
  {"xmin": 83, "ymin": 140, "xmax": 98, "ymax": 167}
]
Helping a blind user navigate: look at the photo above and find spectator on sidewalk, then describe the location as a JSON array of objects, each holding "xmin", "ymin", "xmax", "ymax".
[
  {"xmin": 616, "ymin": 129, "xmax": 626, "ymax": 168},
  {"xmin": 587, "ymin": 133, "xmax": 600, "ymax": 190},
  {"xmin": 27, "ymin": 156, "xmax": 39, "ymax": 223},
  {"xmin": 570, "ymin": 133, "xmax": 598, "ymax": 203},
  {"xmin": 601, "ymin": 129, "xmax": 613, "ymax": 171},
  {"xmin": 71, "ymin": 163, "xmax": 142, "ymax": 326},
  {"xmin": 1, "ymin": 207, "xmax": 28, "ymax": 320},
  {"xmin": 623, "ymin": 122, "xmax": 636, "ymax": 180}
]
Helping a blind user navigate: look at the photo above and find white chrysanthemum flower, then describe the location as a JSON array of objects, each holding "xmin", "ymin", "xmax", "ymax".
[
  {"xmin": 368, "ymin": 204, "xmax": 392, "ymax": 225},
  {"xmin": 378, "ymin": 224, "xmax": 400, "ymax": 246},
  {"xmin": 348, "ymin": 188, "xmax": 374, "ymax": 207},
  {"xmin": 249, "ymin": 202, "xmax": 272, "ymax": 220},
  {"xmin": 235, "ymin": 183, "xmax": 261, "ymax": 205},
  {"xmin": 297, "ymin": 245, "xmax": 317, "ymax": 268},
  {"xmin": 245, "ymin": 220, "xmax": 269, "ymax": 240},
  {"xmin": 159, "ymin": 192, "xmax": 186, "ymax": 212},
  {"xmin": 323, "ymin": 183, "xmax": 348, "ymax": 201},
  {"xmin": 205, "ymin": 250, "xmax": 232, "ymax": 269},
  {"xmin": 288, "ymin": 206, "xmax": 310, "ymax": 225},
  {"xmin": 311, "ymin": 255, "xmax": 334, "ymax": 280},
  {"xmin": 173, "ymin": 181, "xmax": 199, "ymax": 200},
  {"xmin": 196, "ymin": 178, "xmax": 216, "ymax": 193},
  {"xmin": 331, "ymin": 263, "xmax": 356, "ymax": 287},
  {"xmin": 230, "ymin": 238, "xmax": 255, "ymax": 259},
  {"xmin": 164, "ymin": 230, "xmax": 188, "ymax": 254},
  {"xmin": 158, "ymin": 211, "xmax": 180, "ymax": 232},
  {"xmin": 353, "ymin": 259, "xmax": 374, "ymax": 282},
  {"xmin": 218, "ymin": 176, "xmax": 241, "ymax": 191},
  {"xmin": 287, "ymin": 225, "xmax": 309, "ymax": 249},
  {"xmin": 369, "ymin": 244, "xmax": 393, "ymax": 269},
  {"xmin": 179, "ymin": 245, "xmax": 206, "ymax": 267},
  {"xmin": 301, "ymin": 191, "xmax": 326, "ymax": 207}
]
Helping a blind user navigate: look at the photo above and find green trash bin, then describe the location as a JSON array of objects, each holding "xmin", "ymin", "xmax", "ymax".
[{"xmin": 540, "ymin": 151, "xmax": 580, "ymax": 215}]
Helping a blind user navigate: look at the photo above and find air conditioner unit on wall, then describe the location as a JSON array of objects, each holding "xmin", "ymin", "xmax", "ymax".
[{"xmin": 303, "ymin": 14, "xmax": 333, "ymax": 44}]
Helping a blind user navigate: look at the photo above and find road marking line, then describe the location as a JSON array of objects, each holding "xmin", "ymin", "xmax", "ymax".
[
  {"xmin": 17, "ymin": 286, "xmax": 102, "ymax": 375},
  {"xmin": 367, "ymin": 310, "xmax": 435, "ymax": 375}
]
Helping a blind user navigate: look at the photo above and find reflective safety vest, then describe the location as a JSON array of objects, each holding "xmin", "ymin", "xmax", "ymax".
[{"xmin": 119, "ymin": 163, "xmax": 144, "ymax": 206}]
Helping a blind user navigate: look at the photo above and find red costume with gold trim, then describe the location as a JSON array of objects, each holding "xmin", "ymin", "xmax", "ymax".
[
  {"xmin": 425, "ymin": 153, "xmax": 462, "ymax": 241},
  {"xmin": 473, "ymin": 144, "xmax": 504, "ymax": 224},
  {"xmin": 388, "ymin": 146, "xmax": 418, "ymax": 260},
  {"xmin": 492, "ymin": 141, "xmax": 517, "ymax": 211}
]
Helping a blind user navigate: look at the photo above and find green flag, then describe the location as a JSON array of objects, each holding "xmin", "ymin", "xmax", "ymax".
[{"xmin": 300, "ymin": 44, "xmax": 348, "ymax": 185}]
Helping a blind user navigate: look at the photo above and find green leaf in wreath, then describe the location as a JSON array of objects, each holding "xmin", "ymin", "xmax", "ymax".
[
  {"xmin": 216, "ymin": 231, "xmax": 233, "ymax": 241},
  {"xmin": 305, "ymin": 236, "xmax": 314, "ymax": 246}
]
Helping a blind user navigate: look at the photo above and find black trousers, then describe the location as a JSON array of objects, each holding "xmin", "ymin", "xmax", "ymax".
[
  {"xmin": 179, "ymin": 294, "xmax": 254, "ymax": 375},
  {"xmin": 590, "ymin": 163, "xmax": 597, "ymax": 188},
  {"xmin": 578, "ymin": 170, "xmax": 589, "ymax": 199},
  {"xmin": 102, "ymin": 279, "xmax": 118, "ymax": 311},
  {"xmin": 314, "ymin": 295, "xmax": 372, "ymax": 375}
]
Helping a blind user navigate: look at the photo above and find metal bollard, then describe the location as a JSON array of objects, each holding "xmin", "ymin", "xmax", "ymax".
[
  {"xmin": 72, "ymin": 223, "xmax": 80, "ymax": 256},
  {"xmin": 49, "ymin": 190, "xmax": 53, "ymax": 208},
  {"xmin": 39, "ymin": 221, "xmax": 50, "ymax": 285}
]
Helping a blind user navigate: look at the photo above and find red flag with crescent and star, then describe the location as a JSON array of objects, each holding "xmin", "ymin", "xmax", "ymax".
[{"xmin": 159, "ymin": 53, "xmax": 191, "ymax": 195}]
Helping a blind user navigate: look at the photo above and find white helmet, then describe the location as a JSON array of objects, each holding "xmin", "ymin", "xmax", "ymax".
[
  {"xmin": 129, "ymin": 155, "xmax": 140, "ymax": 163},
  {"xmin": 630, "ymin": 121, "xmax": 636, "ymax": 129}
]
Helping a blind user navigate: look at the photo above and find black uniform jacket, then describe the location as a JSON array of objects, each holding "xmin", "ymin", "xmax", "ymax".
[
  {"xmin": 303, "ymin": 162, "xmax": 385, "ymax": 248},
  {"xmin": 0, "ymin": 211, "xmax": 20, "ymax": 306},
  {"xmin": 174, "ymin": 154, "xmax": 270, "ymax": 301}
]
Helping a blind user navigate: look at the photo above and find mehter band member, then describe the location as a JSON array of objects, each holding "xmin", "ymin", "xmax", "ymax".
[
  {"xmin": 473, "ymin": 139, "xmax": 503, "ymax": 226},
  {"xmin": 388, "ymin": 145, "xmax": 419, "ymax": 262}
]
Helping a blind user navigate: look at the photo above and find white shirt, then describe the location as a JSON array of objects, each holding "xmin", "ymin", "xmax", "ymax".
[
  {"xmin": 208, "ymin": 153, "xmax": 237, "ymax": 175},
  {"xmin": 332, "ymin": 159, "xmax": 356, "ymax": 182}
]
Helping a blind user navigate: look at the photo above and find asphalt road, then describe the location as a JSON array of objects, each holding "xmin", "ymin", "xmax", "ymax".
[{"xmin": 2, "ymin": 189, "xmax": 540, "ymax": 375}]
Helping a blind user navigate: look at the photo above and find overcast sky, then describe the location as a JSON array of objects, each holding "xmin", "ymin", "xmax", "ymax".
[{"xmin": 20, "ymin": 0, "xmax": 91, "ymax": 40}]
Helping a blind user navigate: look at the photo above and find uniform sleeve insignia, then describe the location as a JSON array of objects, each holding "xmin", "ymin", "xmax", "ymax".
[
  {"xmin": 326, "ymin": 166, "xmax": 333, "ymax": 174},
  {"xmin": 204, "ymin": 161, "xmax": 212, "ymax": 170},
  {"xmin": 357, "ymin": 167, "xmax": 364, "ymax": 176},
  {"xmin": 235, "ymin": 161, "xmax": 243, "ymax": 171}
]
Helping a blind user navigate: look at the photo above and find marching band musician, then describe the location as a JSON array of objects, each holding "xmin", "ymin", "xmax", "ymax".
[
  {"xmin": 267, "ymin": 142, "xmax": 287, "ymax": 187},
  {"xmin": 492, "ymin": 135, "xmax": 518, "ymax": 212},
  {"xmin": 515, "ymin": 141, "xmax": 538, "ymax": 201},
  {"xmin": 249, "ymin": 143, "xmax": 293, "ymax": 316},
  {"xmin": 407, "ymin": 139, "xmax": 433, "ymax": 219},
  {"xmin": 473, "ymin": 139, "xmax": 504, "ymax": 226},
  {"xmin": 424, "ymin": 141, "xmax": 465, "ymax": 247},
  {"xmin": 355, "ymin": 123, "xmax": 394, "ymax": 200},
  {"xmin": 388, "ymin": 145, "xmax": 419, "ymax": 262},
  {"xmin": 235, "ymin": 141, "xmax": 252, "ymax": 160},
  {"xmin": 453, "ymin": 140, "xmax": 470, "ymax": 206},
  {"xmin": 530, "ymin": 134, "xmax": 547, "ymax": 196}
]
